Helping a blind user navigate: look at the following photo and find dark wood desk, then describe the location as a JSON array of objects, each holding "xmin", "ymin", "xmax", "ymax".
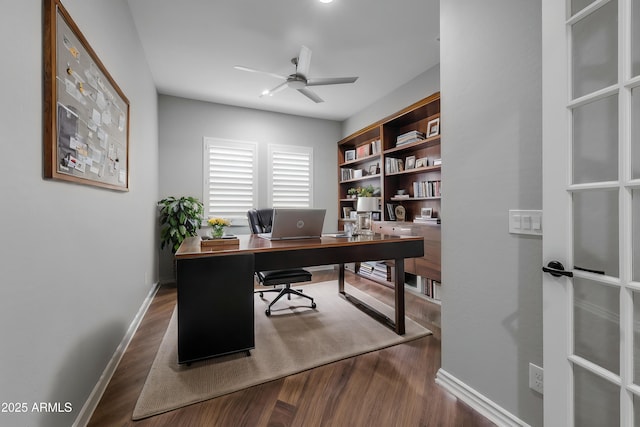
[{"xmin": 175, "ymin": 233, "xmax": 424, "ymax": 364}]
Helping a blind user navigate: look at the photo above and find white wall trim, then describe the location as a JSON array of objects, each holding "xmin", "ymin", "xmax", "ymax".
[
  {"xmin": 435, "ymin": 368, "xmax": 530, "ymax": 427},
  {"xmin": 72, "ymin": 282, "xmax": 161, "ymax": 427}
]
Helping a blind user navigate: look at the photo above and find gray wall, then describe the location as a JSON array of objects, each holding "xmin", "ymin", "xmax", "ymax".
[
  {"xmin": 0, "ymin": 1, "xmax": 159, "ymax": 426},
  {"xmin": 440, "ymin": 1, "xmax": 543, "ymax": 425},
  {"xmin": 158, "ymin": 95, "xmax": 341, "ymax": 282},
  {"xmin": 342, "ymin": 64, "xmax": 441, "ymax": 138}
]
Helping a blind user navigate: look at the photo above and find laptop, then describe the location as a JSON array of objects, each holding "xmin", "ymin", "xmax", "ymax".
[{"xmin": 258, "ymin": 208, "xmax": 326, "ymax": 240}]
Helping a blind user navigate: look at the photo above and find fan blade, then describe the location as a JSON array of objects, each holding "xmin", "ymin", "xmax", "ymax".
[
  {"xmin": 234, "ymin": 65, "xmax": 286, "ymax": 80},
  {"xmin": 306, "ymin": 76, "xmax": 359, "ymax": 86},
  {"xmin": 296, "ymin": 45, "xmax": 312, "ymax": 78},
  {"xmin": 260, "ymin": 81, "xmax": 288, "ymax": 98},
  {"xmin": 297, "ymin": 87, "xmax": 324, "ymax": 103}
]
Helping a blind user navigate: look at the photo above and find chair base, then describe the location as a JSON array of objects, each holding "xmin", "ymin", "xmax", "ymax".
[{"xmin": 256, "ymin": 285, "xmax": 316, "ymax": 316}]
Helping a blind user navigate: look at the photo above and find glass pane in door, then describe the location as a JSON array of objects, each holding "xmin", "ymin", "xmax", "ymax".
[
  {"xmin": 574, "ymin": 190, "xmax": 620, "ymax": 277},
  {"xmin": 572, "ymin": 94, "xmax": 618, "ymax": 184},
  {"xmin": 634, "ymin": 291, "xmax": 640, "ymax": 383},
  {"xmin": 633, "ymin": 88, "xmax": 640, "ymax": 179},
  {"xmin": 572, "ymin": 0, "xmax": 618, "ymax": 99},
  {"xmin": 572, "ymin": 0, "xmax": 597, "ymax": 15},
  {"xmin": 575, "ymin": 364, "xmax": 620, "ymax": 426},
  {"xmin": 574, "ymin": 277, "xmax": 620, "ymax": 374},
  {"xmin": 633, "ymin": 0, "xmax": 640, "ymax": 77}
]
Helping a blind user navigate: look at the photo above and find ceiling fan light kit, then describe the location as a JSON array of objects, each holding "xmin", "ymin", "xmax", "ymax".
[{"xmin": 235, "ymin": 45, "xmax": 358, "ymax": 103}]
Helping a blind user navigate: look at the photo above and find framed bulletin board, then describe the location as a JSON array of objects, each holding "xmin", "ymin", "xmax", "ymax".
[{"xmin": 43, "ymin": 0, "xmax": 130, "ymax": 191}]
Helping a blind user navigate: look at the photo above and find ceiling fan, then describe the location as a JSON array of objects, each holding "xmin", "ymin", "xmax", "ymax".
[{"xmin": 234, "ymin": 45, "xmax": 358, "ymax": 103}]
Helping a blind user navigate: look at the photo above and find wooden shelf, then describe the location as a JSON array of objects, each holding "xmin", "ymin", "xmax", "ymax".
[
  {"xmin": 390, "ymin": 196, "xmax": 441, "ymax": 202},
  {"xmin": 339, "ymin": 153, "xmax": 380, "ymax": 167},
  {"xmin": 385, "ymin": 165, "xmax": 441, "ymax": 177},
  {"xmin": 384, "ymin": 135, "xmax": 441, "ymax": 155},
  {"xmin": 339, "ymin": 174, "xmax": 381, "ymax": 184}
]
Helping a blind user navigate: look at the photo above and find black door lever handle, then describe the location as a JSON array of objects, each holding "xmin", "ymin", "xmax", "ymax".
[{"xmin": 542, "ymin": 261, "xmax": 574, "ymax": 278}]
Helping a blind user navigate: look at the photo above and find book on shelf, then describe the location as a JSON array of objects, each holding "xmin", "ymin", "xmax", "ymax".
[
  {"xmin": 385, "ymin": 157, "xmax": 404, "ymax": 173},
  {"xmin": 423, "ymin": 279, "xmax": 441, "ymax": 301},
  {"xmin": 340, "ymin": 167, "xmax": 353, "ymax": 181},
  {"xmin": 356, "ymin": 144, "xmax": 371, "ymax": 158},
  {"xmin": 370, "ymin": 139, "xmax": 381, "ymax": 154},
  {"xmin": 412, "ymin": 180, "xmax": 441, "ymax": 198},
  {"xmin": 386, "ymin": 203, "xmax": 396, "ymax": 220}
]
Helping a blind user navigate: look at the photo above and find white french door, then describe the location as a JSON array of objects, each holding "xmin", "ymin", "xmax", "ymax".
[{"xmin": 542, "ymin": 0, "xmax": 640, "ymax": 425}]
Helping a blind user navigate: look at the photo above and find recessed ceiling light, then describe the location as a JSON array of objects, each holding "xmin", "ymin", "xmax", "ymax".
[{"xmin": 319, "ymin": 0, "xmax": 333, "ymax": 3}]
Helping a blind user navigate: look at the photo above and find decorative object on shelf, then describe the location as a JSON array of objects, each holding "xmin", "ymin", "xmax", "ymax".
[
  {"xmin": 420, "ymin": 208, "xmax": 433, "ymax": 218},
  {"xmin": 158, "ymin": 196, "xmax": 204, "ymax": 253},
  {"xmin": 347, "ymin": 188, "xmax": 358, "ymax": 198},
  {"xmin": 395, "ymin": 205, "xmax": 406, "ymax": 222},
  {"xmin": 386, "ymin": 203, "xmax": 397, "ymax": 220},
  {"xmin": 208, "ymin": 217, "xmax": 231, "ymax": 239},
  {"xmin": 427, "ymin": 118, "xmax": 440, "ymax": 137},
  {"xmin": 415, "ymin": 157, "xmax": 428, "ymax": 168},
  {"xmin": 405, "ymin": 156, "xmax": 416, "ymax": 169},
  {"xmin": 368, "ymin": 163, "xmax": 379, "ymax": 175},
  {"xmin": 345, "ymin": 149, "xmax": 356, "ymax": 162},
  {"xmin": 342, "ymin": 207, "xmax": 353, "ymax": 218}
]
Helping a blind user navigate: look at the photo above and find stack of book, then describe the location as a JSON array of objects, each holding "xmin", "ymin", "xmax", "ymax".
[
  {"xmin": 413, "ymin": 217, "xmax": 440, "ymax": 224},
  {"xmin": 358, "ymin": 261, "xmax": 390, "ymax": 281},
  {"xmin": 396, "ymin": 130, "xmax": 425, "ymax": 147}
]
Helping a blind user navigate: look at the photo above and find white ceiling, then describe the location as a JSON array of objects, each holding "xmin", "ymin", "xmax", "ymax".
[{"xmin": 126, "ymin": 0, "xmax": 440, "ymax": 121}]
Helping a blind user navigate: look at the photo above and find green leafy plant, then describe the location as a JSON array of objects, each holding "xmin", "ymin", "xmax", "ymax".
[
  {"xmin": 158, "ymin": 196, "xmax": 204, "ymax": 253},
  {"xmin": 356, "ymin": 185, "xmax": 378, "ymax": 197}
]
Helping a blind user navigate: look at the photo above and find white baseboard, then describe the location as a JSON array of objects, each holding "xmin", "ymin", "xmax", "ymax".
[
  {"xmin": 73, "ymin": 282, "xmax": 160, "ymax": 427},
  {"xmin": 435, "ymin": 368, "xmax": 530, "ymax": 427}
]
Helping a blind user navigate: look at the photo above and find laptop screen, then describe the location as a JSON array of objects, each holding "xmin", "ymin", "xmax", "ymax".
[{"xmin": 264, "ymin": 208, "xmax": 326, "ymax": 240}]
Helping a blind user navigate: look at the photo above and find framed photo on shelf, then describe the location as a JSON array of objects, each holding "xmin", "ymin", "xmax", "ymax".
[
  {"xmin": 344, "ymin": 149, "xmax": 356, "ymax": 162},
  {"xmin": 368, "ymin": 163, "xmax": 379, "ymax": 175},
  {"xmin": 342, "ymin": 207, "xmax": 353, "ymax": 219},
  {"xmin": 421, "ymin": 207, "xmax": 433, "ymax": 218},
  {"xmin": 371, "ymin": 211, "xmax": 381, "ymax": 221},
  {"xmin": 405, "ymin": 155, "xmax": 416, "ymax": 169},
  {"xmin": 427, "ymin": 118, "xmax": 440, "ymax": 137},
  {"xmin": 415, "ymin": 157, "xmax": 428, "ymax": 168}
]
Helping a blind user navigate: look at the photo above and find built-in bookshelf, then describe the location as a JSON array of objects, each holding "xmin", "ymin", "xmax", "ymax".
[
  {"xmin": 337, "ymin": 92, "xmax": 442, "ymax": 302},
  {"xmin": 337, "ymin": 92, "xmax": 441, "ymax": 225}
]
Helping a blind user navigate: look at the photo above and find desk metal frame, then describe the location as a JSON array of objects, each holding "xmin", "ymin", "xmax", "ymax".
[{"xmin": 175, "ymin": 234, "xmax": 424, "ymax": 364}]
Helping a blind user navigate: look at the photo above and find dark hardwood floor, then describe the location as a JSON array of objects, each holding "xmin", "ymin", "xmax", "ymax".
[{"xmin": 87, "ymin": 270, "xmax": 494, "ymax": 427}]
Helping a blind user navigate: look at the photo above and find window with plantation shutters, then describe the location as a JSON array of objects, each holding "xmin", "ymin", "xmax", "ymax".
[
  {"xmin": 203, "ymin": 138, "xmax": 257, "ymax": 224},
  {"xmin": 268, "ymin": 144, "xmax": 313, "ymax": 208}
]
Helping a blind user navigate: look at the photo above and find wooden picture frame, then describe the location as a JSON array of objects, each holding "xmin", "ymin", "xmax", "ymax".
[
  {"xmin": 405, "ymin": 155, "xmax": 416, "ymax": 169},
  {"xmin": 44, "ymin": 0, "xmax": 130, "ymax": 191},
  {"xmin": 427, "ymin": 118, "xmax": 440, "ymax": 138},
  {"xmin": 415, "ymin": 157, "xmax": 428, "ymax": 168},
  {"xmin": 368, "ymin": 164, "xmax": 379, "ymax": 175}
]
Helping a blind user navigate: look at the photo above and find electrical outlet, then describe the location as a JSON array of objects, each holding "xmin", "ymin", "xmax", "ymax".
[{"xmin": 529, "ymin": 363, "xmax": 543, "ymax": 394}]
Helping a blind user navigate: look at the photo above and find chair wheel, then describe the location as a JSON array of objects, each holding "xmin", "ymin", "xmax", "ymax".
[
  {"xmin": 265, "ymin": 309, "xmax": 271, "ymax": 316},
  {"xmin": 311, "ymin": 302, "xmax": 316, "ymax": 309}
]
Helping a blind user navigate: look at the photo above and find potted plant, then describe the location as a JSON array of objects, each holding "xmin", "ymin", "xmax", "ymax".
[
  {"xmin": 347, "ymin": 188, "xmax": 358, "ymax": 199},
  {"xmin": 158, "ymin": 196, "xmax": 204, "ymax": 253},
  {"xmin": 356, "ymin": 185, "xmax": 380, "ymax": 212}
]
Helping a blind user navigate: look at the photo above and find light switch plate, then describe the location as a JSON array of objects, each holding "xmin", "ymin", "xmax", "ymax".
[{"xmin": 509, "ymin": 210, "xmax": 542, "ymax": 235}]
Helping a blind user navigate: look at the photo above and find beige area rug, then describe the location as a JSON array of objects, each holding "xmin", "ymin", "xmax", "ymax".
[{"xmin": 132, "ymin": 281, "xmax": 431, "ymax": 420}]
